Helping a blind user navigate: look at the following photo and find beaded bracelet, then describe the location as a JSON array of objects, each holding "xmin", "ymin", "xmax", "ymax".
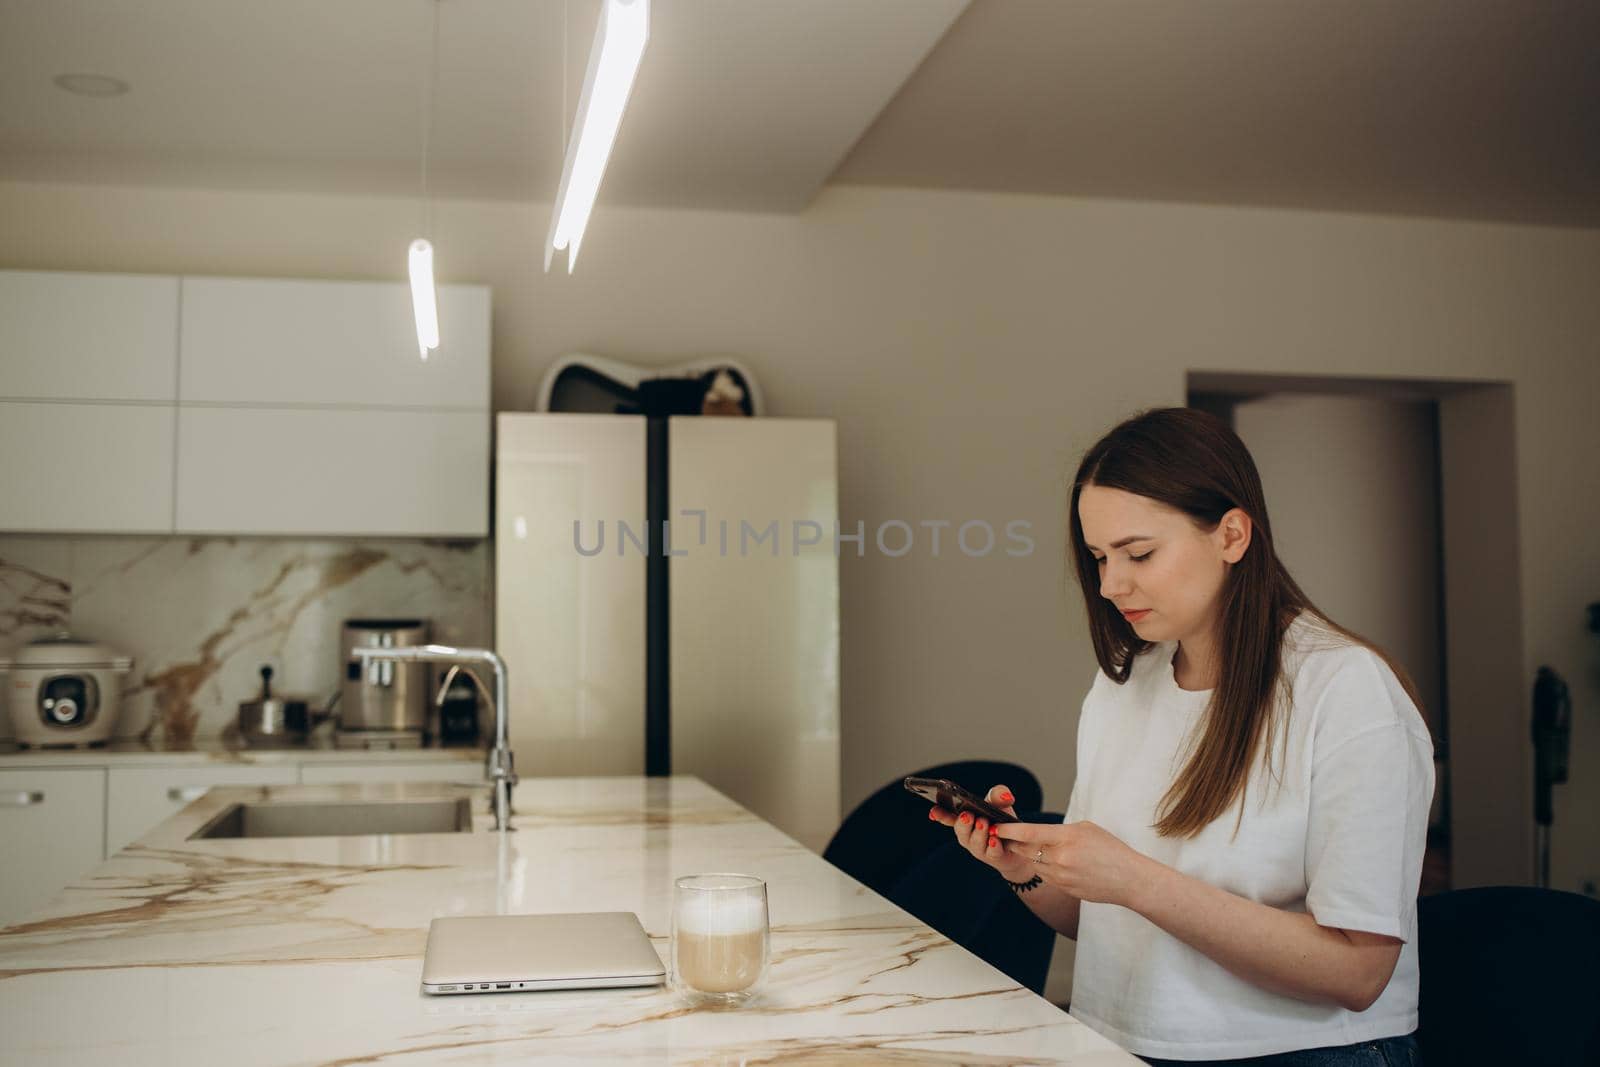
[{"xmin": 1006, "ymin": 874, "xmax": 1044, "ymax": 893}]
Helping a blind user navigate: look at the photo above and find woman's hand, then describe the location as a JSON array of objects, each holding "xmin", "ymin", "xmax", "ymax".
[
  {"xmin": 927, "ymin": 785, "xmax": 1038, "ymax": 883},
  {"xmin": 991, "ymin": 819, "xmax": 1153, "ymax": 907}
]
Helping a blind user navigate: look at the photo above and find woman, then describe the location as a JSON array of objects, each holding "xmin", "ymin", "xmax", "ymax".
[{"xmin": 931, "ymin": 408, "xmax": 1432, "ymax": 1066}]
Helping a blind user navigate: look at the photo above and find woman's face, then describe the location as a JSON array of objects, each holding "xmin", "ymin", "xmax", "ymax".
[{"xmin": 1077, "ymin": 483, "xmax": 1249, "ymax": 646}]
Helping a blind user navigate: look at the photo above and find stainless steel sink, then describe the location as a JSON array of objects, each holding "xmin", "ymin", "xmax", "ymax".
[{"xmin": 188, "ymin": 798, "xmax": 474, "ymax": 840}]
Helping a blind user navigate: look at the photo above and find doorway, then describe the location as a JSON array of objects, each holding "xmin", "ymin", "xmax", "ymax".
[{"xmin": 1190, "ymin": 372, "xmax": 1528, "ymax": 894}]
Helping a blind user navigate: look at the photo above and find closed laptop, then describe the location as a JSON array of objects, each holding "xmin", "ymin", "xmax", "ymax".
[{"xmin": 421, "ymin": 912, "xmax": 666, "ymax": 994}]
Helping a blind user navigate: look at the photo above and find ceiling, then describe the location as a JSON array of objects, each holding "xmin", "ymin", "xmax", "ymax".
[
  {"xmin": 0, "ymin": 0, "xmax": 968, "ymax": 212},
  {"xmin": 835, "ymin": 0, "xmax": 1600, "ymax": 228},
  {"xmin": 2, "ymin": 0, "xmax": 1597, "ymax": 228}
]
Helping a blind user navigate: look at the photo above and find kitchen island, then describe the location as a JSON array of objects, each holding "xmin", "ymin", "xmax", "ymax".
[{"xmin": 0, "ymin": 776, "xmax": 1139, "ymax": 1064}]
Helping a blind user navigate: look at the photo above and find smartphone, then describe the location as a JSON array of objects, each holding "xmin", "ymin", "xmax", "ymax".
[{"xmin": 903, "ymin": 776, "xmax": 1017, "ymax": 824}]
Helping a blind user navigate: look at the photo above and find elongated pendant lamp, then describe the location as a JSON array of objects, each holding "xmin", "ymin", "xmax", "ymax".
[
  {"xmin": 409, "ymin": 238, "xmax": 440, "ymax": 359},
  {"xmin": 544, "ymin": 0, "xmax": 649, "ymax": 273}
]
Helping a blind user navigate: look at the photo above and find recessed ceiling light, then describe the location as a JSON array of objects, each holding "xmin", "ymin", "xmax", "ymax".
[{"xmin": 53, "ymin": 73, "xmax": 130, "ymax": 97}]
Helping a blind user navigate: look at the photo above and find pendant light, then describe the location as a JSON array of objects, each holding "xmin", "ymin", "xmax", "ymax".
[
  {"xmin": 544, "ymin": 0, "xmax": 650, "ymax": 273},
  {"xmin": 410, "ymin": 0, "xmax": 442, "ymax": 359},
  {"xmin": 409, "ymin": 238, "xmax": 438, "ymax": 359}
]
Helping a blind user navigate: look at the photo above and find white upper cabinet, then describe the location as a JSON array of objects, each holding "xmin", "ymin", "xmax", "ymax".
[
  {"xmin": 176, "ymin": 407, "xmax": 488, "ymax": 536},
  {"xmin": 179, "ymin": 277, "xmax": 490, "ymax": 409},
  {"xmin": 0, "ymin": 271, "xmax": 179, "ymax": 401},
  {"xmin": 0, "ymin": 270, "xmax": 491, "ymax": 537},
  {"xmin": 0, "ymin": 402, "xmax": 176, "ymax": 533}
]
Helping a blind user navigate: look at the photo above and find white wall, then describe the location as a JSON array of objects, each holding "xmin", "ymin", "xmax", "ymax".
[
  {"xmin": 3, "ymin": 179, "xmax": 1598, "ymax": 904},
  {"xmin": 1235, "ymin": 394, "xmax": 1445, "ymax": 816},
  {"xmin": 1236, "ymin": 395, "xmax": 1443, "ymax": 724}
]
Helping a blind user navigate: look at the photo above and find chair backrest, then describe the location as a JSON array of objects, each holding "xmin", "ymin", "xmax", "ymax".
[
  {"xmin": 885, "ymin": 813, "xmax": 1063, "ymax": 995},
  {"xmin": 1418, "ymin": 886, "xmax": 1600, "ymax": 1066},
  {"xmin": 823, "ymin": 760, "xmax": 1044, "ymax": 897}
]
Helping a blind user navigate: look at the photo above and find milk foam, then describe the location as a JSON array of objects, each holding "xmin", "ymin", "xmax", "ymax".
[{"xmin": 676, "ymin": 892, "xmax": 766, "ymax": 936}]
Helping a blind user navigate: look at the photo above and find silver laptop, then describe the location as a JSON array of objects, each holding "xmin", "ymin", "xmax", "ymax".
[{"xmin": 421, "ymin": 912, "xmax": 666, "ymax": 995}]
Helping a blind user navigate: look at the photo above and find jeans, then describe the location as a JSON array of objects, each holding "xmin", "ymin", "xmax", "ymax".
[{"xmin": 1142, "ymin": 1031, "xmax": 1420, "ymax": 1067}]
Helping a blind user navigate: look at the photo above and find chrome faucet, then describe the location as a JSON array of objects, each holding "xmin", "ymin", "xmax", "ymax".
[{"xmin": 350, "ymin": 644, "xmax": 517, "ymax": 831}]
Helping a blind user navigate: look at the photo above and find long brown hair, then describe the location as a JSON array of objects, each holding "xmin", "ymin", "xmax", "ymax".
[{"xmin": 1068, "ymin": 407, "xmax": 1426, "ymax": 838}]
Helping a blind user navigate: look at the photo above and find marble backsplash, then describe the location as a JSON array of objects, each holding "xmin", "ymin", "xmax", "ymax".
[{"xmin": 0, "ymin": 536, "xmax": 489, "ymax": 743}]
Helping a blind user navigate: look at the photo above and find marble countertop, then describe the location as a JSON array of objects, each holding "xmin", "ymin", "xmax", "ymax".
[
  {"xmin": 0, "ymin": 776, "xmax": 1138, "ymax": 1065},
  {"xmin": 0, "ymin": 732, "xmax": 486, "ymax": 768}
]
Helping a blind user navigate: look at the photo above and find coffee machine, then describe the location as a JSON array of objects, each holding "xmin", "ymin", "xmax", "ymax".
[{"xmin": 337, "ymin": 618, "xmax": 431, "ymax": 749}]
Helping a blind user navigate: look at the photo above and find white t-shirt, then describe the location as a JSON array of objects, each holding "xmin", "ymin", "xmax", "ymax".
[{"xmin": 1065, "ymin": 612, "xmax": 1435, "ymax": 1061}]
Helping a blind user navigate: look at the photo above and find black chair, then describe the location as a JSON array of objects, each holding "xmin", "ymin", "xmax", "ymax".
[
  {"xmin": 823, "ymin": 760, "xmax": 1044, "ymax": 898},
  {"xmin": 823, "ymin": 761, "xmax": 1051, "ymax": 993},
  {"xmin": 1418, "ymin": 886, "xmax": 1600, "ymax": 1066},
  {"xmin": 885, "ymin": 811, "xmax": 1063, "ymax": 995}
]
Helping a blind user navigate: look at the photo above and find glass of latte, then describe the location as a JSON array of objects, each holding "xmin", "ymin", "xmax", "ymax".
[{"xmin": 671, "ymin": 873, "xmax": 770, "ymax": 1004}]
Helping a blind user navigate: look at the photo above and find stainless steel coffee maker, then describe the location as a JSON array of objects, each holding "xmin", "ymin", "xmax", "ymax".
[{"xmin": 337, "ymin": 618, "xmax": 431, "ymax": 748}]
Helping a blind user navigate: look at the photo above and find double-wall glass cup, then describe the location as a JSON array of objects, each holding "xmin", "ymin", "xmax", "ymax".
[{"xmin": 671, "ymin": 874, "xmax": 769, "ymax": 1005}]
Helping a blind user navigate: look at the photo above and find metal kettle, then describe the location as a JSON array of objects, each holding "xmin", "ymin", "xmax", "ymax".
[{"xmin": 236, "ymin": 665, "xmax": 310, "ymax": 747}]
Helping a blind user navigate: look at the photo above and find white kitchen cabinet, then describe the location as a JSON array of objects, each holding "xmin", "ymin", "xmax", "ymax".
[
  {"xmin": 0, "ymin": 768, "xmax": 106, "ymax": 925},
  {"xmin": 0, "ymin": 401, "xmax": 176, "ymax": 533},
  {"xmin": 0, "ymin": 269, "xmax": 492, "ymax": 539},
  {"xmin": 0, "ymin": 271, "xmax": 179, "ymax": 402},
  {"xmin": 493, "ymin": 414, "xmax": 840, "ymax": 852},
  {"xmin": 105, "ymin": 764, "xmax": 299, "ymax": 856},
  {"xmin": 179, "ymin": 277, "xmax": 490, "ymax": 409},
  {"xmin": 495, "ymin": 414, "xmax": 648, "ymax": 779},
  {"xmin": 298, "ymin": 759, "xmax": 486, "ymax": 785},
  {"xmin": 174, "ymin": 406, "xmax": 488, "ymax": 536},
  {"xmin": 669, "ymin": 419, "xmax": 841, "ymax": 853}
]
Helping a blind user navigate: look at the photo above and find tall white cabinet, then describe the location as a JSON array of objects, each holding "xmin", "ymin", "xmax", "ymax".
[
  {"xmin": 495, "ymin": 415, "xmax": 648, "ymax": 778},
  {"xmin": 494, "ymin": 414, "xmax": 841, "ymax": 851},
  {"xmin": 0, "ymin": 269, "xmax": 491, "ymax": 537},
  {"xmin": 668, "ymin": 419, "xmax": 841, "ymax": 853}
]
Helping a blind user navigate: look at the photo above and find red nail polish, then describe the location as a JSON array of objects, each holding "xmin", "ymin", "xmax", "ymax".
[
  {"xmin": 928, "ymin": 808, "xmax": 939, "ymax": 820},
  {"xmin": 959, "ymin": 813, "xmax": 972, "ymax": 824},
  {"xmin": 1000, "ymin": 792, "xmax": 1013, "ymax": 804}
]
